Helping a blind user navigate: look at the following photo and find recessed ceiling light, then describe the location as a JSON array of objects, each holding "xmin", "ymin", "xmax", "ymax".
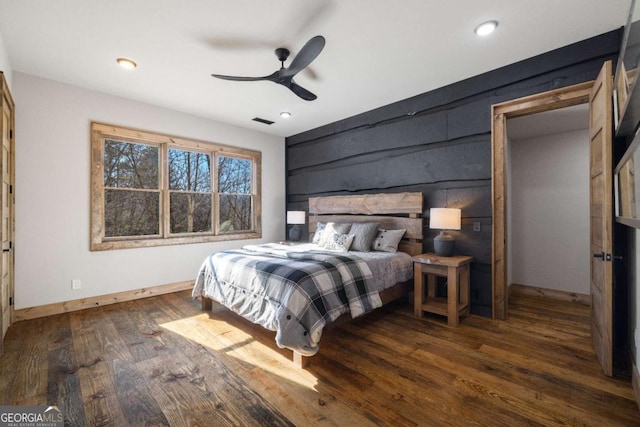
[
  {"xmin": 474, "ymin": 20, "xmax": 498, "ymax": 36},
  {"xmin": 116, "ymin": 58, "xmax": 137, "ymax": 69},
  {"xmin": 280, "ymin": 111, "xmax": 292, "ymax": 119}
]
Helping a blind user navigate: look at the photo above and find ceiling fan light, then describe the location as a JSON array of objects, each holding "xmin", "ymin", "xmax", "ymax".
[
  {"xmin": 116, "ymin": 58, "xmax": 137, "ymax": 69},
  {"xmin": 474, "ymin": 20, "xmax": 498, "ymax": 36},
  {"xmin": 280, "ymin": 111, "xmax": 292, "ymax": 118}
]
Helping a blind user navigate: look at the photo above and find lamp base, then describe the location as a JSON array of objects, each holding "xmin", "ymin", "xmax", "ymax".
[
  {"xmin": 434, "ymin": 231, "xmax": 455, "ymax": 257},
  {"xmin": 288, "ymin": 225, "xmax": 302, "ymax": 241}
]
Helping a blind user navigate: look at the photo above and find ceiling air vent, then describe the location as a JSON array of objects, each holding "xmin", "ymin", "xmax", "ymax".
[{"xmin": 252, "ymin": 117, "xmax": 274, "ymax": 125}]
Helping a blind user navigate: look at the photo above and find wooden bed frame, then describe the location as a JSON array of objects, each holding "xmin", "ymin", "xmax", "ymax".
[{"xmin": 201, "ymin": 191, "xmax": 424, "ymax": 368}]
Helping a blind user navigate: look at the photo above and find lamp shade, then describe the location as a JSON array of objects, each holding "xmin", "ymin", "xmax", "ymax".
[
  {"xmin": 430, "ymin": 208, "xmax": 461, "ymax": 230},
  {"xmin": 286, "ymin": 211, "xmax": 306, "ymax": 225}
]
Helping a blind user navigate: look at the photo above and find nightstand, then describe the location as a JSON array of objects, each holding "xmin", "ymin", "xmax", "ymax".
[{"xmin": 412, "ymin": 253, "xmax": 473, "ymax": 326}]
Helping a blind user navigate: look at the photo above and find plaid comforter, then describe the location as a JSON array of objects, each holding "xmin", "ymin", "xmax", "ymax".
[{"xmin": 192, "ymin": 243, "xmax": 381, "ymax": 356}]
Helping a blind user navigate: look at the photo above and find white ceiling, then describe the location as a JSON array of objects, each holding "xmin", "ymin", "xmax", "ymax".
[{"xmin": 0, "ymin": 1, "xmax": 631, "ymax": 137}]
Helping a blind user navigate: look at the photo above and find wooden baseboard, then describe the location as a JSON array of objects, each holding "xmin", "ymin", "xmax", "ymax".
[
  {"xmin": 14, "ymin": 280, "xmax": 194, "ymax": 322},
  {"xmin": 509, "ymin": 283, "xmax": 590, "ymax": 306}
]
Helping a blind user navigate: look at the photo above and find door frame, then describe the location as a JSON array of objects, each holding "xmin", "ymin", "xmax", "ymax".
[
  {"xmin": 491, "ymin": 81, "xmax": 593, "ymax": 319},
  {"xmin": 0, "ymin": 71, "xmax": 14, "ymax": 356}
]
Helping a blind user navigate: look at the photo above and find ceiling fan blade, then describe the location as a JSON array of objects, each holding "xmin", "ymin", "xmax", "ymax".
[
  {"xmin": 288, "ymin": 81, "xmax": 317, "ymax": 101},
  {"xmin": 211, "ymin": 73, "xmax": 270, "ymax": 82},
  {"xmin": 283, "ymin": 35, "xmax": 325, "ymax": 77}
]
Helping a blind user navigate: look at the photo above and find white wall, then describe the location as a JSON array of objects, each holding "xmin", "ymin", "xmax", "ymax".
[
  {"xmin": 0, "ymin": 29, "xmax": 12, "ymax": 89},
  {"xmin": 509, "ymin": 129, "xmax": 590, "ymax": 294},
  {"xmin": 13, "ymin": 72, "xmax": 286, "ymax": 309}
]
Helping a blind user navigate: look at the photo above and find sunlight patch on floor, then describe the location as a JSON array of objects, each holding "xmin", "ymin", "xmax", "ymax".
[{"xmin": 159, "ymin": 314, "xmax": 319, "ymax": 390}]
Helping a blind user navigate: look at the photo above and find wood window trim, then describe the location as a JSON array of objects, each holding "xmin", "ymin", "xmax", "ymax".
[{"xmin": 90, "ymin": 122, "xmax": 262, "ymax": 251}]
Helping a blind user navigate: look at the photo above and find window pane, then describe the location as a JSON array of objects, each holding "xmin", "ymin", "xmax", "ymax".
[
  {"xmin": 104, "ymin": 140, "xmax": 158, "ymax": 189},
  {"xmin": 219, "ymin": 194, "xmax": 251, "ymax": 231},
  {"xmin": 105, "ymin": 189, "xmax": 159, "ymax": 237},
  {"xmin": 218, "ymin": 156, "xmax": 251, "ymax": 194},
  {"xmin": 170, "ymin": 192, "xmax": 212, "ymax": 233},
  {"xmin": 169, "ymin": 149, "xmax": 211, "ymax": 192}
]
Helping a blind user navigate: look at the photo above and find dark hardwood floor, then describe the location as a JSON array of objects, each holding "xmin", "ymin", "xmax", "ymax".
[{"xmin": 0, "ymin": 291, "xmax": 638, "ymax": 426}]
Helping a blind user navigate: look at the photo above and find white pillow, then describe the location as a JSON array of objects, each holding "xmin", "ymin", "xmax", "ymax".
[
  {"xmin": 312, "ymin": 222, "xmax": 326, "ymax": 244},
  {"xmin": 317, "ymin": 222, "xmax": 351, "ymax": 246},
  {"xmin": 371, "ymin": 229, "xmax": 406, "ymax": 252},
  {"xmin": 322, "ymin": 232, "xmax": 355, "ymax": 252}
]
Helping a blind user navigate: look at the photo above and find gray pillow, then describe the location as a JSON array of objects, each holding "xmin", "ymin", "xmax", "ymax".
[
  {"xmin": 349, "ymin": 222, "xmax": 380, "ymax": 252},
  {"xmin": 371, "ymin": 229, "xmax": 406, "ymax": 252}
]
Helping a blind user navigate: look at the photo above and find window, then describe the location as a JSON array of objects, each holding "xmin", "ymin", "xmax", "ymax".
[
  {"xmin": 91, "ymin": 123, "xmax": 261, "ymax": 250},
  {"xmin": 168, "ymin": 148, "xmax": 212, "ymax": 234},
  {"xmin": 218, "ymin": 155, "xmax": 253, "ymax": 232},
  {"xmin": 103, "ymin": 139, "xmax": 160, "ymax": 237}
]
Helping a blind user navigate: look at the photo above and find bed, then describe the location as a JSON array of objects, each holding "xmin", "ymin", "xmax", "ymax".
[{"xmin": 193, "ymin": 192, "xmax": 424, "ymax": 367}]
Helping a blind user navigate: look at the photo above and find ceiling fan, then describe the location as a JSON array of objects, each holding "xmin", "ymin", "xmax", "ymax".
[{"xmin": 212, "ymin": 35, "xmax": 325, "ymax": 101}]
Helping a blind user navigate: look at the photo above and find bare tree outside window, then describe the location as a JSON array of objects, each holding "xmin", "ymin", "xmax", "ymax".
[
  {"xmin": 169, "ymin": 148, "xmax": 212, "ymax": 233},
  {"xmin": 103, "ymin": 140, "xmax": 159, "ymax": 237},
  {"xmin": 218, "ymin": 156, "xmax": 252, "ymax": 231}
]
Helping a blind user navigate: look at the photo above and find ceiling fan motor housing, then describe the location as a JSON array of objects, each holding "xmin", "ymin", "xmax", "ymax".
[{"xmin": 275, "ymin": 48, "xmax": 290, "ymax": 63}]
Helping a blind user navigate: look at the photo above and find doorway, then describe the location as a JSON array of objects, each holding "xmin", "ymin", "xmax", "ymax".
[
  {"xmin": 491, "ymin": 62, "xmax": 614, "ymax": 377},
  {"xmin": 506, "ymin": 104, "xmax": 591, "ymax": 301},
  {"xmin": 491, "ymin": 81, "xmax": 593, "ymax": 320}
]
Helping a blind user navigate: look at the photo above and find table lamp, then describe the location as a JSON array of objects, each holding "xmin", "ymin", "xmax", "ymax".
[
  {"xmin": 430, "ymin": 208, "xmax": 461, "ymax": 257},
  {"xmin": 286, "ymin": 211, "xmax": 306, "ymax": 241}
]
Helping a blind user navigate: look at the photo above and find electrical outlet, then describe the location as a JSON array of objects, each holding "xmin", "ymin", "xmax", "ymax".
[
  {"xmin": 473, "ymin": 222, "xmax": 481, "ymax": 232},
  {"xmin": 71, "ymin": 279, "xmax": 81, "ymax": 290}
]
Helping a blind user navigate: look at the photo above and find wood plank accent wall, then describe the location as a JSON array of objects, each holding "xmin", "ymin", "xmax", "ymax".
[{"xmin": 286, "ymin": 30, "xmax": 622, "ymax": 316}]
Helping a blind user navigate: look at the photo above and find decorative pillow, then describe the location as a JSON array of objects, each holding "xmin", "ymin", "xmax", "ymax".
[
  {"xmin": 312, "ymin": 222, "xmax": 326, "ymax": 244},
  {"xmin": 371, "ymin": 229, "xmax": 406, "ymax": 252},
  {"xmin": 317, "ymin": 222, "xmax": 351, "ymax": 246},
  {"xmin": 349, "ymin": 222, "xmax": 380, "ymax": 252},
  {"xmin": 322, "ymin": 232, "xmax": 355, "ymax": 252}
]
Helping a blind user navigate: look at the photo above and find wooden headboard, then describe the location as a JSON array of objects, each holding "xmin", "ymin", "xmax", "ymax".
[{"xmin": 308, "ymin": 192, "xmax": 424, "ymax": 256}]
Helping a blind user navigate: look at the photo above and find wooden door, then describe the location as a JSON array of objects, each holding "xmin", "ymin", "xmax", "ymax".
[
  {"xmin": 589, "ymin": 60, "xmax": 613, "ymax": 377},
  {"xmin": 0, "ymin": 73, "xmax": 14, "ymax": 355}
]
